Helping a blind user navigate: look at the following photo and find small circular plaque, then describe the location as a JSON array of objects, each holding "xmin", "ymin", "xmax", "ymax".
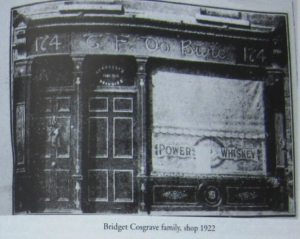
[{"xmin": 96, "ymin": 65, "xmax": 125, "ymax": 86}]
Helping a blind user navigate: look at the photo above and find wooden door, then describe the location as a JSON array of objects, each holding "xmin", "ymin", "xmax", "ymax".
[
  {"xmin": 82, "ymin": 91, "xmax": 137, "ymax": 213},
  {"xmin": 29, "ymin": 57, "xmax": 76, "ymax": 213},
  {"xmin": 30, "ymin": 91, "xmax": 76, "ymax": 212}
]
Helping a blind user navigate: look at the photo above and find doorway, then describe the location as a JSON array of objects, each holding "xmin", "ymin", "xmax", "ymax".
[{"xmin": 81, "ymin": 56, "xmax": 138, "ymax": 213}]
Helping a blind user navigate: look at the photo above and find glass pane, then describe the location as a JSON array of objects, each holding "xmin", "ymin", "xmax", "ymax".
[
  {"xmin": 89, "ymin": 117, "xmax": 108, "ymax": 158},
  {"xmin": 152, "ymin": 72, "xmax": 265, "ymax": 132},
  {"xmin": 151, "ymin": 71, "xmax": 266, "ymax": 175},
  {"xmin": 114, "ymin": 118, "xmax": 133, "ymax": 158},
  {"xmin": 57, "ymin": 97, "xmax": 71, "ymax": 112},
  {"xmin": 32, "ymin": 56, "xmax": 73, "ymax": 87},
  {"xmin": 55, "ymin": 117, "xmax": 71, "ymax": 158}
]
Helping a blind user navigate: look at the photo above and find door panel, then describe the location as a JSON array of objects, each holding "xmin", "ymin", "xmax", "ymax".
[
  {"xmin": 89, "ymin": 117, "xmax": 108, "ymax": 158},
  {"xmin": 88, "ymin": 169, "xmax": 108, "ymax": 202},
  {"xmin": 82, "ymin": 92, "xmax": 137, "ymax": 213},
  {"xmin": 114, "ymin": 170, "xmax": 134, "ymax": 202},
  {"xmin": 114, "ymin": 117, "xmax": 133, "ymax": 158}
]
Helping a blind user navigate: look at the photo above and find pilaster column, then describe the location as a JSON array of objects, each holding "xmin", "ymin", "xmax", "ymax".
[
  {"xmin": 136, "ymin": 57, "xmax": 148, "ymax": 213},
  {"xmin": 265, "ymin": 70, "xmax": 286, "ymax": 170},
  {"xmin": 71, "ymin": 57, "xmax": 84, "ymax": 211},
  {"xmin": 265, "ymin": 69, "xmax": 289, "ymax": 211}
]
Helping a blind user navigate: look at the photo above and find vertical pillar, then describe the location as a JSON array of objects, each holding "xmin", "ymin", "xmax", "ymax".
[
  {"xmin": 282, "ymin": 73, "xmax": 295, "ymax": 213},
  {"xmin": 71, "ymin": 57, "xmax": 84, "ymax": 212},
  {"xmin": 265, "ymin": 70, "xmax": 286, "ymax": 170},
  {"xmin": 12, "ymin": 59, "xmax": 32, "ymax": 214},
  {"xmin": 136, "ymin": 58, "xmax": 148, "ymax": 213},
  {"xmin": 265, "ymin": 69, "xmax": 289, "ymax": 211},
  {"xmin": 11, "ymin": 13, "xmax": 32, "ymax": 213},
  {"xmin": 25, "ymin": 59, "xmax": 33, "ymax": 175}
]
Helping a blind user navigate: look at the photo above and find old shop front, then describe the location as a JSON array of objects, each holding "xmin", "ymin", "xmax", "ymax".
[{"xmin": 11, "ymin": 0, "xmax": 294, "ymax": 215}]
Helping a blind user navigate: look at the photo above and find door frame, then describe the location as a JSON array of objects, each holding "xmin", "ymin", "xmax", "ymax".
[{"xmin": 81, "ymin": 89, "xmax": 138, "ymax": 213}]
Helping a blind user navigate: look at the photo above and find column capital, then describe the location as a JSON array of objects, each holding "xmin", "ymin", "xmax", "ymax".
[
  {"xmin": 72, "ymin": 57, "xmax": 85, "ymax": 73},
  {"xmin": 136, "ymin": 57, "xmax": 148, "ymax": 74}
]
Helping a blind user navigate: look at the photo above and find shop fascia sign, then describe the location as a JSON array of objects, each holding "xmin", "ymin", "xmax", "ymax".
[
  {"xmin": 154, "ymin": 143, "xmax": 258, "ymax": 162},
  {"xmin": 30, "ymin": 33, "xmax": 236, "ymax": 63}
]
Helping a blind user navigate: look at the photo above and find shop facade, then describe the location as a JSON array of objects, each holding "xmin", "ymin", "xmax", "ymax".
[{"xmin": 11, "ymin": 0, "xmax": 295, "ymax": 215}]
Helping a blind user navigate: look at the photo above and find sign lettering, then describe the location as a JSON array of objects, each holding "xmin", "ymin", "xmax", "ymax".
[
  {"xmin": 96, "ymin": 65, "xmax": 125, "ymax": 86},
  {"xmin": 142, "ymin": 36, "xmax": 170, "ymax": 53},
  {"xmin": 181, "ymin": 40, "xmax": 227, "ymax": 59},
  {"xmin": 155, "ymin": 144, "xmax": 195, "ymax": 157},
  {"xmin": 115, "ymin": 35, "xmax": 129, "ymax": 51},
  {"xmin": 152, "ymin": 137, "xmax": 265, "ymax": 174},
  {"xmin": 84, "ymin": 34, "xmax": 103, "ymax": 49},
  {"xmin": 35, "ymin": 34, "xmax": 62, "ymax": 52},
  {"xmin": 30, "ymin": 33, "xmax": 276, "ymax": 66},
  {"xmin": 243, "ymin": 47, "xmax": 267, "ymax": 63},
  {"xmin": 220, "ymin": 148, "xmax": 256, "ymax": 160},
  {"xmin": 154, "ymin": 144, "xmax": 259, "ymax": 161},
  {"xmin": 31, "ymin": 33, "xmax": 237, "ymax": 64}
]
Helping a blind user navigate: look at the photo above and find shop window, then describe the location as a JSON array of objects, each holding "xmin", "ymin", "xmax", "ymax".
[
  {"xmin": 31, "ymin": 56, "xmax": 73, "ymax": 88},
  {"xmin": 151, "ymin": 70, "xmax": 266, "ymax": 176}
]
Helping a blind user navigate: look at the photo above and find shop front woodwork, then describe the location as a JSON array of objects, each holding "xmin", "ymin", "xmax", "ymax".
[{"xmin": 11, "ymin": 0, "xmax": 295, "ymax": 215}]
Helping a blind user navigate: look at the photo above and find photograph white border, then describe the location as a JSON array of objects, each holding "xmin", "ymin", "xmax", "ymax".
[{"xmin": 0, "ymin": 0, "xmax": 299, "ymax": 238}]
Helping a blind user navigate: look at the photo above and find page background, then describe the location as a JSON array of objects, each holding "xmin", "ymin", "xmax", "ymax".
[{"xmin": 0, "ymin": 0, "xmax": 299, "ymax": 238}]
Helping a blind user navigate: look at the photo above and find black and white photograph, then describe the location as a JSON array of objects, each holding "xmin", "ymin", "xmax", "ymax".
[{"xmin": 1, "ymin": 0, "xmax": 300, "ymax": 237}]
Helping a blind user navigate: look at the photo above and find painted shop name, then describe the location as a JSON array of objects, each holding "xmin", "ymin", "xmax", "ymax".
[
  {"xmin": 154, "ymin": 144, "xmax": 257, "ymax": 160},
  {"xmin": 33, "ymin": 33, "xmax": 231, "ymax": 61}
]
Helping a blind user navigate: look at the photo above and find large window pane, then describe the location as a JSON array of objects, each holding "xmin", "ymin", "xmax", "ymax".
[{"xmin": 152, "ymin": 71, "xmax": 266, "ymax": 175}]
